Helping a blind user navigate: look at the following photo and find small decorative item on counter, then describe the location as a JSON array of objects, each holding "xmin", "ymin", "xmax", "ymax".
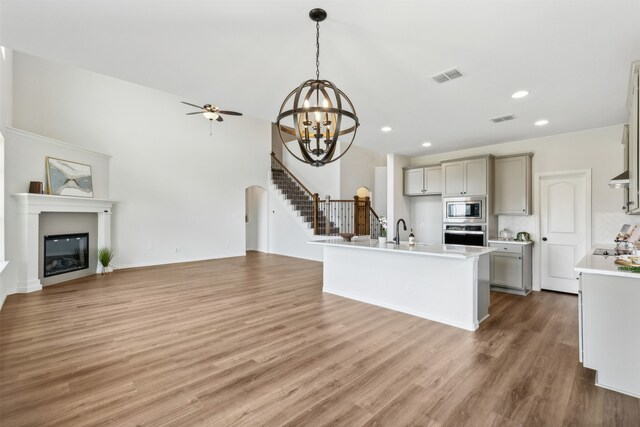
[
  {"xmin": 408, "ymin": 228, "xmax": 416, "ymax": 246},
  {"xmin": 379, "ymin": 216, "xmax": 388, "ymax": 239},
  {"xmin": 339, "ymin": 233, "xmax": 355, "ymax": 242},
  {"xmin": 515, "ymin": 232, "xmax": 531, "ymax": 242},
  {"xmin": 499, "ymin": 228, "xmax": 512, "ymax": 240}
]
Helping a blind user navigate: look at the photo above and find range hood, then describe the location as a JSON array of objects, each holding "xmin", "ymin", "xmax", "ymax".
[
  {"xmin": 610, "ymin": 125, "xmax": 630, "ymax": 189},
  {"xmin": 610, "ymin": 170, "xmax": 630, "ymax": 188}
]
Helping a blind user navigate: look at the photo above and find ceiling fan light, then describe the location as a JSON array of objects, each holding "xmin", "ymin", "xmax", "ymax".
[{"xmin": 203, "ymin": 112, "xmax": 218, "ymax": 120}]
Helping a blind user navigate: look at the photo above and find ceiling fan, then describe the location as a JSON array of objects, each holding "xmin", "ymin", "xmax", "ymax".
[{"xmin": 181, "ymin": 101, "xmax": 243, "ymax": 134}]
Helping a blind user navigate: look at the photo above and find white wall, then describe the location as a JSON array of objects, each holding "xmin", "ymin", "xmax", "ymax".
[
  {"xmin": 245, "ymin": 185, "xmax": 268, "ymax": 252},
  {"xmin": 387, "ymin": 153, "xmax": 411, "ymax": 241},
  {"xmin": 282, "ymin": 148, "xmax": 340, "ymax": 198},
  {"xmin": 339, "ymin": 145, "xmax": 386, "ymax": 199},
  {"xmin": 374, "ymin": 166, "xmax": 387, "ymax": 217},
  {"xmin": 11, "ymin": 52, "xmax": 270, "ymax": 272},
  {"xmin": 267, "ymin": 189, "xmax": 323, "ymax": 261},
  {"xmin": 0, "ymin": 46, "xmax": 12, "ymax": 307}
]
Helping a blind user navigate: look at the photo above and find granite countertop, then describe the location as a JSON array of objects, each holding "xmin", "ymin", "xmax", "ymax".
[
  {"xmin": 488, "ymin": 239, "xmax": 534, "ymax": 246},
  {"xmin": 309, "ymin": 238, "xmax": 495, "ymax": 259}
]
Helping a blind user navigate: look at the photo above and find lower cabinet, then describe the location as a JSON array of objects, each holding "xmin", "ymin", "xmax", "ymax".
[{"xmin": 489, "ymin": 241, "xmax": 532, "ymax": 295}]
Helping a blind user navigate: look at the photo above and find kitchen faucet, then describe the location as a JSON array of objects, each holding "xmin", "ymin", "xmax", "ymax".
[{"xmin": 394, "ymin": 219, "xmax": 407, "ymax": 245}]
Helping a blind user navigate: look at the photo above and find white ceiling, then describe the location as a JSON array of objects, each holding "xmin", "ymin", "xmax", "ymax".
[{"xmin": 2, "ymin": 0, "xmax": 639, "ymax": 156}]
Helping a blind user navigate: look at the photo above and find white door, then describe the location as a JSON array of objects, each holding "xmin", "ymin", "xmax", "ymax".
[{"xmin": 540, "ymin": 172, "xmax": 590, "ymax": 294}]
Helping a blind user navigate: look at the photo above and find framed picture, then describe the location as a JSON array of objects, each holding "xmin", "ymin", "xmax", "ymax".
[{"xmin": 46, "ymin": 157, "xmax": 94, "ymax": 198}]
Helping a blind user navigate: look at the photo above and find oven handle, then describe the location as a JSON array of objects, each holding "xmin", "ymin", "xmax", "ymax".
[{"xmin": 444, "ymin": 230, "xmax": 485, "ymax": 235}]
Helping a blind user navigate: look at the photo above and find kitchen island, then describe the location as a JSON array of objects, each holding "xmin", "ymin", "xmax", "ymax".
[
  {"xmin": 575, "ymin": 252, "xmax": 640, "ymax": 398},
  {"xmin": 310, "ymin": 239, "xmax": 495, "ymax": 331}
]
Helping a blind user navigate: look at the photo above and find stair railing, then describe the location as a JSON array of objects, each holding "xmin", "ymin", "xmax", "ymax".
[
  {"xmin": 270, "ymin": 153, "xmax": 382, "ymax": 237},
  {"xmin": 271, "ymin": 153, "xmax": 320, "ymax": 234}
]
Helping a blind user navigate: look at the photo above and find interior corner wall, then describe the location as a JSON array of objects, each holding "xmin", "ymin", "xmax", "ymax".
[
  {"xmin": 0, "ymin": 47, "xmax": 13, "ymax": 308},
  {"xmin": 339, "ymin": 145, "xmax": 387, "ymax": 199},
  {"xmin": 387, "ymin": 153, "xmax": 411, "ymax": 241},
  {"xmin": 10, "ymin": 51, "xmax": 270, "ymax": 273}
]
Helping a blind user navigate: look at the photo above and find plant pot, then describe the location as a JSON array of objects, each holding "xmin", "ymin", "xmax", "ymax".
[
  {"xmin": 101, "ymin": 265, "xmax": 113, "ymax": 275},
  {"xmin": 378, "ymin": 236, "xmax": 387, "ymax": 245}
]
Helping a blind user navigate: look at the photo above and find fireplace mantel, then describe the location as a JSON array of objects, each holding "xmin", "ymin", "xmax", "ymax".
[{"xmin": 12, "ymin": 193, "xmax": 115, "ymax": 293}]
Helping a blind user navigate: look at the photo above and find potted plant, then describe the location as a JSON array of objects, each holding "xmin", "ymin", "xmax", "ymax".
[
  {"xmin": 98, "ymin": 247, "xmax": 115, "ymax": 274},
  {"xmin": 379, "ymin": 217, "xmax": 388, "ymax": 244}
]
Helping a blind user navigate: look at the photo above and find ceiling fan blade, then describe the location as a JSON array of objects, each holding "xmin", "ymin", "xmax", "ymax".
[
  {"xmin": 216, "ymin": 116, "xmax": 224, "ymax": 122},
  {"xmin": 181, "ymin": 101, "xmax": 204, "ymax": 109},
  {"xmin": 186, "ymin": 112, "xmax": 203, "ymax": 115},
  {"xmin": 218, "ymin": 110, "xmax": 243, "ymax": 116}
]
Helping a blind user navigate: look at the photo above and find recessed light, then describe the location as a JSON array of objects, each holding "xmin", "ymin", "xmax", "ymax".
[
  {"xmin": 511, "ymin": 90, "xmax": 529, "ymax": 99},
  {"xmin": 422, "ymin": 142, "xmax": 432, "ymax": 147},
  {"xmin": 534, "ymin": 119, "xmax": 549, "ymax": 126},
  {"xmin": 381, "ymin": 126, "xmax": 392, "ymax": 132}
]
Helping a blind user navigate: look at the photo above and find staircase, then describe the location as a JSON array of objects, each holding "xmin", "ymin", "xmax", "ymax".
[
  {"xmin": 270, "ymin": 168, "xmax": 339, "ymax": 234},
  {"xmin": 270, "ymin": 153, "xmax": 381, "ymax": 237}
]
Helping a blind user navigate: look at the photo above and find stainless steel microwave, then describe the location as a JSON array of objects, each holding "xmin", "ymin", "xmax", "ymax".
[{"xmin": 443, "ymin": 197, "xmax": 485, "ymax": 223}]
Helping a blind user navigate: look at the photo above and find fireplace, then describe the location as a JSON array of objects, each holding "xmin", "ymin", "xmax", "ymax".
[{"xmin": 43, "ymin": 233, "xmax": 89, "ymax": 278}]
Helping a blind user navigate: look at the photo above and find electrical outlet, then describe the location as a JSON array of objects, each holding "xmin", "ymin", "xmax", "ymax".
[
  {"xmin": 175, "ymin": 247, "xmax": 180, "ymax": 253},
  {"xmin": 406, "ymin": 282, "xmax": 413, "ymax": 292}
]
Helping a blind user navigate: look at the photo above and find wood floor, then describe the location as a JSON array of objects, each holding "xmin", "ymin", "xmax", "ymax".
[{"xmin": 1, "ymin": 252, "xmax": 639, "ymax": 426}]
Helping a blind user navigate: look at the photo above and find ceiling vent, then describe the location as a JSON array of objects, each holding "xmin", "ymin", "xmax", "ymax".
[
  {"xmin": 490, "ymin": 114, "xmax": 516, "ymax": 123},
  {"xmin": 431, "ymin": 68, "xmax": 463, "ymax": 84}
]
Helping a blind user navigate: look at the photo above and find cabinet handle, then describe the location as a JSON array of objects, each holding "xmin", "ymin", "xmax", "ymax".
[
  {"xmin": 519, "ymin": 257, "xmax": 522, "ymax": 260},
  {"xmin": 522, "ymin": 209, "xmax": 525, "ymax": 212}
]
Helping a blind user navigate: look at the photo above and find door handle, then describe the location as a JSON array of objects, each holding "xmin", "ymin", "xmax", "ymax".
[{"xmin": 542, "ymin": 237, "xmax": 548, "ymax": 241}]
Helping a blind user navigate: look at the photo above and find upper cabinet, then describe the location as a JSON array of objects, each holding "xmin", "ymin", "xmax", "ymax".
[
  {"xmin": 627, "ymin": 63, "xmax": 640, "ymax": 214},
  {"xmin": 404, "ymin": 165, "xmax": 442, "ymax": 196},
  {"xmin": 442, "ymin": 156, "xmax": 490, "ymax": 197},
  {"xmin": 494, "ymin": 154, "xmax": 533, "ymax": 215}
]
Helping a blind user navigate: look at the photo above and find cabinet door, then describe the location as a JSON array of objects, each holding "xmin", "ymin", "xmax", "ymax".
[
  {"xmin": 490, "ymin": 252, "xmax": 523, "ymax": 289},
  {"xmin": 495, "ymin": 156, "xmax": 528, "ymax": 215},
  {"xmin": 404, "ymin": 168, "xmax": 424, "ymax": 196},
  {"xmin": 443, "ymin": 162, "xmax": 465, "ymax": 196},
  {"xmin": 424, "ymin": 166, "xmax": 442, "ymax": 195},
  {"xmin": 464, "ymin": 158, "xmax": 487, "ymax": 196}
]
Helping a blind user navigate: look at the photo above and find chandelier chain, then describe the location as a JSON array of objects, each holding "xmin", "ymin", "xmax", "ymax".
[{"xmin": 315, "ymin": 21, "xmax": 320, "ymax": 80}]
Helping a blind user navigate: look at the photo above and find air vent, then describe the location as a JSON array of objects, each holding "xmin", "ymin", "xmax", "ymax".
[
  {"xmin": 431, "ymin": 68, "xmax": 463, "ymax": 84},
  {"xmin": 490, "ymin": 114, "xmax": 516, "ymax": 123}
]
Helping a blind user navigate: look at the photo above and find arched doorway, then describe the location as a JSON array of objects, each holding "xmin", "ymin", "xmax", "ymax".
[{"xmin": 245, "ymin": 185, "xmax": 268, "ymax": 253}]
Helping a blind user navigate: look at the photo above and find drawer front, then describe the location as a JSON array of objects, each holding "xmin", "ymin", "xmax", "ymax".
[{"xmin": 489, "ymin": 242, "xmax": 523, "ymax": 254}]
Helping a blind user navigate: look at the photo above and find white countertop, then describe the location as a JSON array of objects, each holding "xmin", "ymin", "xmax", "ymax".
[
  {"xmin": 575, "ymin": 252, "xmax": 640, "ymax": 279},
  {"xmin": 488, "ymin": 239, "xmax": 533, "ymax": 246},
  {"xmin": 309, "ymin": 239, "xmax": 495, "ymax": 259}
]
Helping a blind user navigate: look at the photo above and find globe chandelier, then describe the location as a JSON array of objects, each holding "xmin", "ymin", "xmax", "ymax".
[{"xmin": 276, "ymin": 8, "xmax": 360, "ymax": 167}]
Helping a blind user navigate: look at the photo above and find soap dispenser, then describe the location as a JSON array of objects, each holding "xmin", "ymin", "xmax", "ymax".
[{"xmin": 408, "ymin": 228, "xmax": 416, "ymax": 246}]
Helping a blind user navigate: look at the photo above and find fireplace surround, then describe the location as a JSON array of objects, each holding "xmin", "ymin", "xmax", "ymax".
[{"xmin": 13, "ymin": 193, "xmax": 114, "ymax": 293}]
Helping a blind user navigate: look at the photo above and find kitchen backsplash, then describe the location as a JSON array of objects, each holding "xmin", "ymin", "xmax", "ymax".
[{"xmin": 498, "ymin": 213, "xmax": 640, "ymax": 245}]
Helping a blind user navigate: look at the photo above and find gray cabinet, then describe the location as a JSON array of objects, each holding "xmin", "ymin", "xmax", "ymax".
[
  {"xmin": 494, "ymin": 153, "xmax": 533, "ymax": 215},
  {"xmin": 489, "ymin": 241, "xmax": 532, "ymax": 295},
  {"xmin": 442, "ymin": 156, "xmax": 490, "ymax": 197},
  {"xmin": 403, "ymin": 165, "xmax": 442, "ymax": 196}
]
